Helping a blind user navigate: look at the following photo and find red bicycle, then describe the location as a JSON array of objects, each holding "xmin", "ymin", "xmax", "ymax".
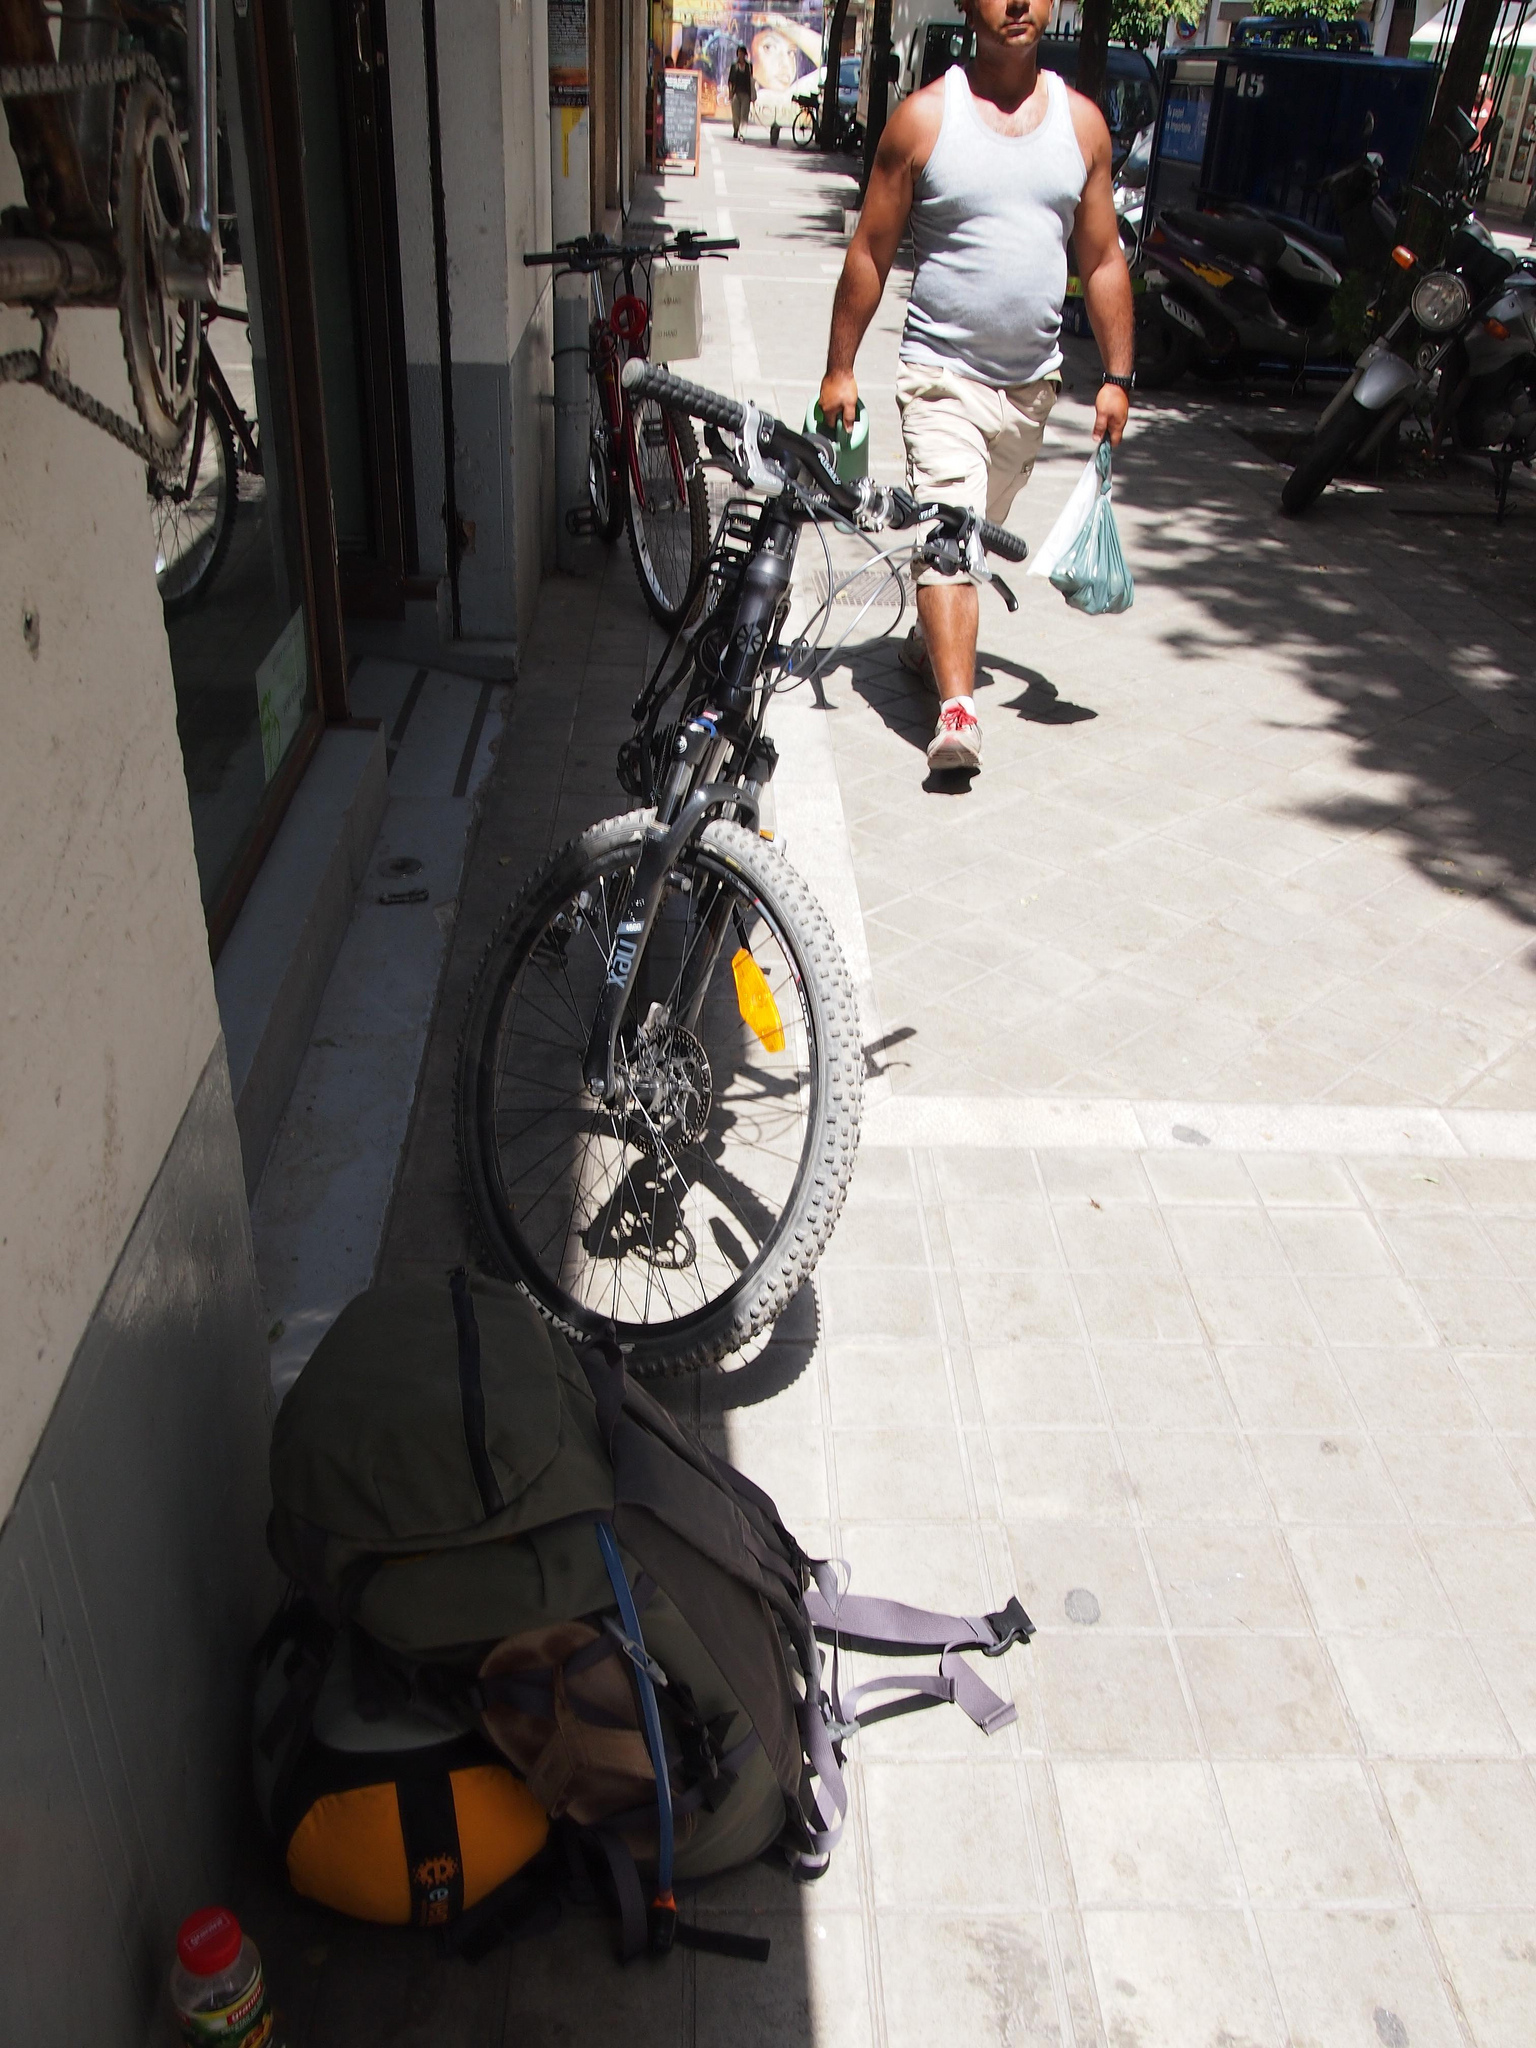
[{"xmin": 525, "ymin": 230, "xmax": 736, "ymax": 628}]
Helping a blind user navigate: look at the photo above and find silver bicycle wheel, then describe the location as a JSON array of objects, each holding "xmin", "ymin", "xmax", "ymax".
[
  {"xmin": 152, "ymin": 384, "xmax": 236, "ymax": 615},
  {"xmin": 626, "ymin": 400, "xmax": 709, "ymax": 628},
  {"xmin": 456, "ymin": 812, "xmax": 861, "ymax": 1374}
]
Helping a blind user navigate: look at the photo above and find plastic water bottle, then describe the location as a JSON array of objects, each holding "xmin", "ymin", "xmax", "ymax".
[{"xmin": 170, "ymin": 1907, "xmax": 279, "ymax": 2045}]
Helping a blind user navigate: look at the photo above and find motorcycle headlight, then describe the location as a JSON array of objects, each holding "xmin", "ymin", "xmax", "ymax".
[{"xmin": 1411, "ymin": 271, "xmax": 1471, "ymax": 333}]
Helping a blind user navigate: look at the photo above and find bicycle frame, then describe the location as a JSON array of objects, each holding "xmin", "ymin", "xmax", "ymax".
[
  {"xmin": 588, "ymin": 254, "xmax": 688, "ymax": 519},
  {"xmin": 583, "ymin": 489, "xmax": 800, "ymax": 1099}
]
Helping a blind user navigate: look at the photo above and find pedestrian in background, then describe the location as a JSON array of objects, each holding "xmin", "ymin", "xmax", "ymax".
[
  {"xmin": 728, "ymin": 45, "xmax": 755, "ymax": 139},
  {"xmin": 819, "ymin": 0, "xmax": 1133, "ymax": 776}
]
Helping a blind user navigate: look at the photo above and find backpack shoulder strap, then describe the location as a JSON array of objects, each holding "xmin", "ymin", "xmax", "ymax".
[{"xmin": 806, "ymin": 1581, "xmax": 1033, "ymax": 1738}]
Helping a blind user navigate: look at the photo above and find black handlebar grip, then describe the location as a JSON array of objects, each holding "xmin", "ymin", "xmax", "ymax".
[
  {"xmin": 619, "ymin": 359, "xmax": 746, "ymax": 434},
  {"xmin": 978, "ymin": 517, "xmax": 1028, "ymax": 563}
]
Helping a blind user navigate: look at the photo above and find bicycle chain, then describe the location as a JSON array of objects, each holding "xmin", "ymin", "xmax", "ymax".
[
  {"xmin": 0, "ymin": 307, "xmax": 165, "ymax": 465},
  {"xmin": 0, "ymin": 56, "xmax": 150, "ymax": 99},
  {"xmin": 0, "ymin": 54, "xmax": 183, "ymax": 467}
]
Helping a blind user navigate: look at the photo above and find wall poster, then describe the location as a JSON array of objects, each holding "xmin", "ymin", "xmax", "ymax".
[{"xmin": 664, "ymin": 0, "xmax": 826, "ymax": 124}]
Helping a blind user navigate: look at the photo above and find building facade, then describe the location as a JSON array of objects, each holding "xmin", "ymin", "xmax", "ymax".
[{"xmin": 0, "ymin": 1, "xmax": 644, "ymax": 2037}]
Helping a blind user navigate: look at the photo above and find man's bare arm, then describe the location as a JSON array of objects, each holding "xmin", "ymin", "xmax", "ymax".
[
  {"xmin": 819, "ymin": 95, "xmax": 934, "ymax": 426},
  {"xmin": 1067, "ymin": 94, "xmax": 1134, "ymax": 446}
]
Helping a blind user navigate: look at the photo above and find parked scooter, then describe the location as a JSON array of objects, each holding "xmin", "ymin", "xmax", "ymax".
[
  {"xmin": 1281, "ymin": 196, "xmax": 1536, "ymax": 515},
  {"xmin": 1132, "ymin": 151, "xmax": 1399, "ymax": 389}
]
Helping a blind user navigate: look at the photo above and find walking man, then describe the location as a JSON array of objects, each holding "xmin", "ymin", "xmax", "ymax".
[
  {"xmin": 727, "ymin": 45, "xmax": 755, "ymax": 139},
  {"xmin": 819, "ymin": 0, "xmax": 1133, "ymax": 774}
]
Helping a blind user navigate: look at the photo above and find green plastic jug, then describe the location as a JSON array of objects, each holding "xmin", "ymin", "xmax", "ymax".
[{"xmin": 803, "ymin": 397, "xmax": 869, "ymax": 485}]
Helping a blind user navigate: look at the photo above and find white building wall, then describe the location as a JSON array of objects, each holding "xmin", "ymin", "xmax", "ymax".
[{"xmin": 0, "ymin": 295, "xmax": 224, "ymax": 1522}]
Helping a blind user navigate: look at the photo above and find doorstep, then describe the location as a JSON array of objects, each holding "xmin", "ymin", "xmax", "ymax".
[{"xmin": 247, "ymin": 659, "xmax": 509, "ymax": 1399}]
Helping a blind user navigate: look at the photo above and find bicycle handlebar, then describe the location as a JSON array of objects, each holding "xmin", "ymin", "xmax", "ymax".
[
  {"xmin": 622, "ymin": 359, "xmax": 747, "ymax": 434},
  {"xmin": 524, "ymin": 232, "xmax": 739, "ymax": 269},
  {"xmin": 619, "ymin": 360, "xmax": 1029, "ymax": 565}
]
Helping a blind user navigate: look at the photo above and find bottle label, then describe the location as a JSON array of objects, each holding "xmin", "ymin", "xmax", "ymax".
[{"xmin": 177, "ymin": 1968, "xmax": 275, "ymax": 2045}]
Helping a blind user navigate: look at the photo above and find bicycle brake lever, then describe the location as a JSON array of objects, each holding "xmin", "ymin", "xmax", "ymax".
[{"xmin": 991, "ymin": 572, "xmax": 1018, "ymax": 614}]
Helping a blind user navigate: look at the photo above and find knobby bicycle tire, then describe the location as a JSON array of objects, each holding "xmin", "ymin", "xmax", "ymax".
[
  {"xmin": 152, "ymin": 378, "xmax": 237, "ymax": 616},
  {"xmin": 455, "ymin": 812, "xmax": 863, "ymax": 1375},
  {"xmin": 626, "ymin": 402, "xmax": 710, "ymax": 628}
]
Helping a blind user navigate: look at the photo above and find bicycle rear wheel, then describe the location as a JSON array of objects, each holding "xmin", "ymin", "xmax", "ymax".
[
  {"xmin": 589, "ymin": 365, "xmax": 625, "ymax": 541},
  {"xmin": 152, "ymin": 381, "xmax": 236, "ymax": 615},
  {"xmin": 456, "ymin": 812, "xmax": 862, "ymax": 1375},
  {"xmin": 791, "ymin": 107, "xmax": 815, "ymax": 148},
  {"xmin": 626, "ymin": 401, "xmax": 709, "ymax": 628}
]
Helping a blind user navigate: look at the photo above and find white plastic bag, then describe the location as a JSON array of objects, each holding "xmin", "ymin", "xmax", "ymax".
[
  {"xmin": 1027, "ymin": 454, "xmax": 1100, "ymax": 584},
  {"xmin": 1027, "ymin": 442, "xmax": 1134, "ymax": 614}
]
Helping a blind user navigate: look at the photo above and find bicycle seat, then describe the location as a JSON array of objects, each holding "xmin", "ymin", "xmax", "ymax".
[
  {"xmin": 1253, "ymin": 209, "xmax": 1348, "ymax": 269},
  {"xmin": 1164, "ymin": 207, "xmax": 1288, "ymax": 273}
]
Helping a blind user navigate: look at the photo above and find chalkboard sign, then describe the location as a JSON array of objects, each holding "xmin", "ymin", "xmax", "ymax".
[{"xmin": 660, "ymin": 68, "xmax": 701, "ymax": 174}]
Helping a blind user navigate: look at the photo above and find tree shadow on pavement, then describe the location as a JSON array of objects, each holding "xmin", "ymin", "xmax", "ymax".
[{"xmin": 1104, "ymin": 368, "xmax": 1536, "ymax": 965}]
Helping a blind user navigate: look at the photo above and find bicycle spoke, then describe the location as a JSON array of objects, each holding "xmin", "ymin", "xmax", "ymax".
[{"xmin": 483, "ymin": 839, "xmax": 816, "ymax": 1341}]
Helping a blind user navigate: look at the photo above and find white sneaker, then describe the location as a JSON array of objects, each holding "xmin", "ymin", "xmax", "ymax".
[
  {"xmin": 926, "ymin": 701, "xmax": 981, "ymax": 773},
  {"xmin": 898, "ymin": 624, "xmax": 935, "ymax": 688}
]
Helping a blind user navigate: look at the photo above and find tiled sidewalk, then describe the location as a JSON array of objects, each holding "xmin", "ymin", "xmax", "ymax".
[
  {"xmin": 252, "ymin": 132, "xmax": 1536, "ymax": 2048},
  {"xmin": 771, "ymin": 1139, "xmax": 1536, "ymax": 2048}
]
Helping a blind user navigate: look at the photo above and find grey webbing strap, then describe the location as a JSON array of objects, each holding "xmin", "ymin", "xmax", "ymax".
[
  {"xmin": 806, "ymin": 1580, "xmax": 1022, "ymax": 1738},
  {"xmin": 807, "ymin": 1580, "xmax": 1006, "ymax": 1653},
  {"xmin": 796, "ymin": 1692, "xmax": 848, "ymax": 1854},
  {"xmin": 836, "ymin": 1669, "xmax": 1016, "ymax": 1737}
]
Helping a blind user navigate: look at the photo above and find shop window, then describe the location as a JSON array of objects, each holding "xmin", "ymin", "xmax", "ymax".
[{"xmin": 152, "ymin": 0, "xmax": 346, "ymax": 956}]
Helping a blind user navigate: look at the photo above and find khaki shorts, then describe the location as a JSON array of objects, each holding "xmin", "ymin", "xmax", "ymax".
[{"xmin": 896, "ymin": 362, "xmax": 1058, "ymax": 585}]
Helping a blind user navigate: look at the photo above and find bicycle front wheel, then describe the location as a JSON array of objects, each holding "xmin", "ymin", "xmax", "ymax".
[
  {"xmin": 152, "ymin": 382, "xmax": 236, "ymax": 615},
  {"xmin": 456, "ymin": 812, "xmax": 863, "ymax": 1375},
  {"xmin": 791, "ymin": 107, "xmax": 815, "ymax": 148},
  {"xmin": 626, "ymin": 401, "xmax": 709, "ymax": 628}
]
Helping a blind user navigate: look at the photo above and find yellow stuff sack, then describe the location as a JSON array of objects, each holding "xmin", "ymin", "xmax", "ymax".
[
  {"xmin": 254, "ymin": 1610, "xmax": 548, "ymax": 1928},
  {"xmin": 283, "ymin": 1746, "xmax": 547, "ymax": 1927}
]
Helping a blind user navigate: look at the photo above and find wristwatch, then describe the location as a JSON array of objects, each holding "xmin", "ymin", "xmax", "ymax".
[{"xmin": 1100, "ymin": 372, "xmax": 1134, "ymax": 393}]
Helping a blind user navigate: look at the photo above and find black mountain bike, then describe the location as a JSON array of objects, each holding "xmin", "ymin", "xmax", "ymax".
[{"xmin": 456, "ymin": 361, "xmax": 1028, "ymax": 1374}]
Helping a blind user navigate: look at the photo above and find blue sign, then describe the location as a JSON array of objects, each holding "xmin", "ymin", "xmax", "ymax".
[{"xmin": 1161, "ymin": 86, "xmax": 1210, "ymax": 165}]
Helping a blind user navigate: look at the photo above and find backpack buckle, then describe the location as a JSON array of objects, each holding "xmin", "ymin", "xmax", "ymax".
[
  {"xmin": 980, "ymin": 1597, "xmax": 1034, "ymax": 1657},
  {"xmin": 602, "ymin": 1615, "xmax": 671, "ymax": 1691}
]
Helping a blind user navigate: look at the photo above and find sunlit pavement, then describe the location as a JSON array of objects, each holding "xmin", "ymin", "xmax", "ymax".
[{"xmin": 254, "ymin": 126, "xmax": 1536, "ymax": 2048}]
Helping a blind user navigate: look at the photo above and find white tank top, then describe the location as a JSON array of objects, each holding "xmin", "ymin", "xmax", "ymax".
[{"xmin": 901, "ymin": 67, "xmax": 1088, "ymax": 388}]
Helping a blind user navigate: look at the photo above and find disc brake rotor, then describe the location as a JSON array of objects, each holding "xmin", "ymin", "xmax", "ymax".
[{"xmin": 627, "ymin": 1024, "xmax": 713, "ymax": 1160}]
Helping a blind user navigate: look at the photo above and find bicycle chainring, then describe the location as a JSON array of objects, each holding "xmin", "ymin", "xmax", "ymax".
[{"xmin": 113, "ymin": 77, "xmax": 199, "ymax": 454}]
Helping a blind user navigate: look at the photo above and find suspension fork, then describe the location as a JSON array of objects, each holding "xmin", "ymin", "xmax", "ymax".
[
  {"xmin": 582, "ymin": 501, "xmax": 795, "ymax": 1100},
  {"xmin": 581, "ymin": 780, "xmax": 757, "ymax": 1101}
]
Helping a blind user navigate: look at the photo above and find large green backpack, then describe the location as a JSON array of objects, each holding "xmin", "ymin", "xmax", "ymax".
[{"xmin": 264, "ymin": 1271, "xmax": 1032, "ymax": 1956}]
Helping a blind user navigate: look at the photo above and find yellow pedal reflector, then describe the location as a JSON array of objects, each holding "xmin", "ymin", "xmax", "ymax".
[{"xmin": 732, "ymin": 947, "xmax": 785, "ymax": 1051}]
